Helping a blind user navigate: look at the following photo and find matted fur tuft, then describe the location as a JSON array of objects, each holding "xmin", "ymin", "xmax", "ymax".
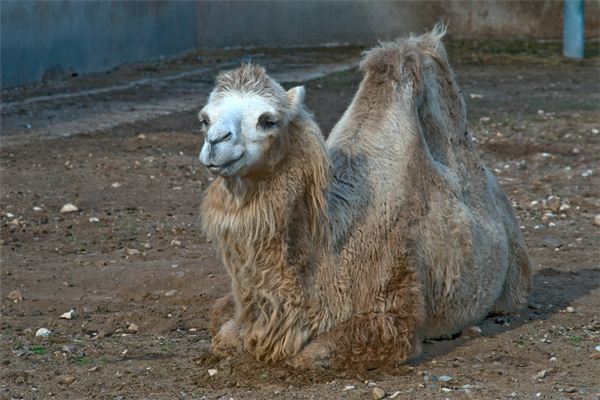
[{"xmin": 212, "ymin": 63, "xmax": 287, "ymax": 107}]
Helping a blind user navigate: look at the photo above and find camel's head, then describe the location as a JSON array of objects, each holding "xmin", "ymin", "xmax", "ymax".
[{"xmin": 198, "ymin": 64, "xmax": 305, "ymax": 177}]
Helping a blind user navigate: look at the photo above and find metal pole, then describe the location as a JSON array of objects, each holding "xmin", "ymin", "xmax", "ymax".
[{"xmin": 563, "ymin": 0, "xmax": 585, "ymax": 59}]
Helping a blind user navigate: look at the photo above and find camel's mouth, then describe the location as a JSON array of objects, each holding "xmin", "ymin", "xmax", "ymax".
[{"xmin": 206, "ymin": 152, "xmax": 244, "ymax": 176}]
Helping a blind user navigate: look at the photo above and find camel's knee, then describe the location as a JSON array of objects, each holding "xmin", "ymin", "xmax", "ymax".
[{"xmin": 292, "ymin": 312, "xmax": 420, "ymax": 370}]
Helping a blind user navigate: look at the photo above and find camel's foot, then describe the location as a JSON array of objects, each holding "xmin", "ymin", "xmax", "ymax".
[{"xmin": 210, "ymin": 320, "xmax": 242, "ymax": 357}]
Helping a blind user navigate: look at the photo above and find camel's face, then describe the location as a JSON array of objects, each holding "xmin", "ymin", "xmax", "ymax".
[
  {"xmin": 198, "ymin": 85, "xmax": 305, "ymax": 177},
  {"xmin": 198, "ymin": 93, "xmax": 282, "ymax": 177}
]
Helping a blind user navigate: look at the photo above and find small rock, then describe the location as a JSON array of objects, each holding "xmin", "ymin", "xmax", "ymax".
[
  {"xmin": 565, "ymin": 306, "xmax": 575, "ymax": 313},
  {"xmin": 33, "ymin": 206, "xmax": 42, "ymax": 211},
  {"xmin": 389, "ymin": 391, "xmax": 401, "ymax": 399},
  {"xmin": 164, "ymin": 289, "xmax": 177, "ymax": 297},
  {"xmin": 60, "ymin": 203, "xmax": 78, "ymax": 214},
  {"xmin": 142, "ymin": 243, "xmax": 152, "ymax": 249},
  {"xmin": 469, "ymin": 93, "xmax": 484, "ymax": 99},
  {"xmin": 35, "ymin": 328, "xmax": 51, "ymax": 338},
  {"xmin": 6, "ymin": 290, "xmax": 23, "ymax": 303},
  {"xmin": 591, "ymin": 352, "xmax": 600, "ymax": 360},
  {"xmin": 479, "ymin": 116, "xmax": 490, "ymax": 123},
  {"xmin": 545, "ymin": 196, "xmax": 561, "ymax": 212},
  {"xmin": 137, "ymin": 134, "xmax": 147, "ymax": 140},
  {"xmin": 60, "ymin": 309, "xmax": 77, "ymax": 320},
  {"xmin": 57, "ymin": 375, "xmax": 76, "ymax": 385},
  {"xmin": 534, "ymin": 369, "xmax": 548, "ymax": 380},
  {"xmin": 207, "ymin": 369, "xmax": 218, "ymax": 377},
  {"xmin": 596, "ymin": 345, "xmax": 600, "ymax": 352},
  {"xmin": 438, "ymin": 375, "xmax": 452, "ymax": 382},
  {"xmin": 563, "ymin": 387, "xmax": 578, "ymax": 393},
  {"xmin": 127, "ymin": 323, "xmax": 139, "ymax": 333},
  {"xmin": 61, "ymin": 345, "xmax": 77, "ymax": 353},
  {"xmin": 126, "ymin": 248, "xmax": 140, "ymax": 256},
  {"xmin": 594, "ymin": 214, "xmax": 600, "ymax": 227},
  {"xmin": 111, "ymin": 182, "xmax": 122, "ymax": 188},
  {"xmin": 541, "ymin": 236, "xmax": 562, "ymax": 248},
  {"xmin": 461, "ymin": 326, "xmax": 482, "ymax": 337},
  {"xmin": 441, "ymin": 387, "xmax": 453, "ymax": 393},
  {"xmin": 371, "ymin": 387, "xmax": 386, "ymax": 400},
  {"xmin": 582, "ymin": 169, "xmax": 593, "ymax": 177},
  {"xmin": 170, "ymin": 239, "xmax": 182, "ymax": 247},
  {"xmin": 89, "ymin": 217, "xmax": 100, "ymax": 223},
  {"xmin": 343, "ymin": 385, "xmax": 355, "ymax": 391}
]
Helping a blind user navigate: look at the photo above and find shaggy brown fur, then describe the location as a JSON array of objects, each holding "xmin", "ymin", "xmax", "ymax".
[{"xmin": 201, "ymin": 25, "xmax": 531, "ymax": 369}]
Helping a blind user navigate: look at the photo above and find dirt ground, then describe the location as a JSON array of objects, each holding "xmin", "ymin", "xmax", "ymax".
[{"xmin": 1, "ymin": 41, "xmax": 599, "ymax": 399}]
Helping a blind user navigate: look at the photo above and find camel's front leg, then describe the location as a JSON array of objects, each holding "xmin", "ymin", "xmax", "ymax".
[
  {"xmin": 291, "ymin": 312, "xmax": 421, "ymax": 370},
  {"xmin": 209, "ymin": 294, "xmax": 242, "ymax": 356}
]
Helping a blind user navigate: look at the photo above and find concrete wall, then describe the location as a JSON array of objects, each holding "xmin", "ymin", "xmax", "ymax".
[{"xmin": 2, "ymin": 1, "xmax": 599, "ymax": 88}]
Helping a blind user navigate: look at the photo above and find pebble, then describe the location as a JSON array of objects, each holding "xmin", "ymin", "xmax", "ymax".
[
  {"xmin": 594, "ymin": 214, "xmax": 600, "ymax": 227},
  {"xmin": 592, "ymin": 128, "xmax": 599, "ymax": 134},
  {"xmin": 61, "ymin": 345, "xmax": 77, "ymax": 353},
  {"xmin": 60, "ymin": 309, "xmax": 77, "ymax": 320},
  {"xmin": 57, "ymin": 375, "xmax": 76, "ymax": 385},
  {"xmin": 126, "ymin": 248, "xmax": 141, "ymax": 256},
  {"xmin": 60, "ymin": 203, "xmax": 78, "ymax": 213},
  {"xmin": 343, "ymin": 385, "xmax": 355, "ymax": 391},
  {"xmin": 127, "ymin": 323, "xmax": 139, "ymax": 333},
  {"xmin": 563, "ymin": 387, "xmax": 578, "ymax": 393},
  {"xmin": 33, "ymin": 206, "xmax": 42, "ymax": 211},
  {"xmin": 137, "ymin": 134, "xmax": 147, "ymax": 140},
  {"xmin": 35, "ymin": 328, "xmax": 51, "ymax": 338},
  {"xmin": 441, "ymin": 387, "xmax": 453, "ymax": 393},
  {"xmin": 5, "ymin": 212, "xmax": 14, "ymax": 218},
  {"xmin": 208, "ymin": 369, "xmax": 218, "ymax": 377},
  {"xmin": 595, "ymin": 345, "xmax": 600, "ymax": 352},
  {"xmin": 6, "ymin": 290, "xmax": 23, "ymax": 303},
  {"xmin": 565, "ymin": 306, "xmax": 575, "ymax": 313},
  {"xmin": 534, "ymin": 369, "xmax": 548, "ymax": 379},
  {"xmin": 389, "ymin": 391, "xmax": 401, "ymax": 399},
  {"xmin": 438, "ymin": 375, "xmax": 452, "ymax": 382},
  {"xmin": 541, "ymin": 236, "xmax": 562, "ymax": 248},
  {"xmin": 164, "ymin": 289, "xmax": 177, "ymax": 297},
  {"xmin": 171, "ymin": 239, "xmax": 182, "ymax": 247},
  {"xmin": 111, "ymin": 182, "xmax": 122, "ymax": 188},
  {"xmin": 371, "ymin": 387, "xmax": 386, "ymax": 400},
  {"xmin": 89, "ymin": 217, "xmax": 100, "ymax": 223},
  {"xmin": 469, "ymin": 93, "xmax": 484, "ymax": 99},
  {"xmin": 581, "ymin": 169, "xmax": 593, "ymax": 177}
]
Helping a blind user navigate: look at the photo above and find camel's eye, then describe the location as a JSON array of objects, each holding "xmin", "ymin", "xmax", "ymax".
[
  {"xmin": 199, "ymin": 114, "xmax": 210, "ymax": 129},
  {"xmin": 258, "ymin": 113, "xmax": 279, "ymax": 130}
]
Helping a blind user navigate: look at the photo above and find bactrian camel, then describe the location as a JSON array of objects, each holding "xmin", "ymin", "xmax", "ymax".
[{"xmin": 198, "ymin": 26, "xmax": 531, "ymax": 369}]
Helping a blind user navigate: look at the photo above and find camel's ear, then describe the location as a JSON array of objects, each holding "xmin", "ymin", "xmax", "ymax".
[{"xmin": 287, "ymin": 86, "xmax": 305, "ymax": 117}]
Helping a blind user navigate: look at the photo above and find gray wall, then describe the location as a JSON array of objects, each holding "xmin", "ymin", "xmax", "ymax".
[{"xmin": 2, "ymin": 1, "xmax": 599, "ymax": 88}]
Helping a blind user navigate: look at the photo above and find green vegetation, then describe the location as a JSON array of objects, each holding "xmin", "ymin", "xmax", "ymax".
[
  {"xmin": 31, "ymin": 345, "xmax": 47, "ymax": 355},
  {"xmin": 569, "ymin": 335, "xmax": 584, "ymax": 346}
]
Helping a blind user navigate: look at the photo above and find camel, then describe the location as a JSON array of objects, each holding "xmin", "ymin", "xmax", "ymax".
[{"xmin": 198, "ymin": 25, "xmax": 531, "ymax": 369}]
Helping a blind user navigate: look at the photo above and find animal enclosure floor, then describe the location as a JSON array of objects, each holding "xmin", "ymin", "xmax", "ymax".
[{"xmin": 1, "ymin": 44, "xmax": 599, "ymax": 399}]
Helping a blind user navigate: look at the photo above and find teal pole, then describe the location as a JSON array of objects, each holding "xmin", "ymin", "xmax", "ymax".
[{"xmin": 563, "ymin": 0, "xmax": 585, "ymax": 59}]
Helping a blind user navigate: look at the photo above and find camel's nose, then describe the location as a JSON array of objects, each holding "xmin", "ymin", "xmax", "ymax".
[{"xmin": 208, "ymin": 131, "xmax": 232, "ymax": 146}]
